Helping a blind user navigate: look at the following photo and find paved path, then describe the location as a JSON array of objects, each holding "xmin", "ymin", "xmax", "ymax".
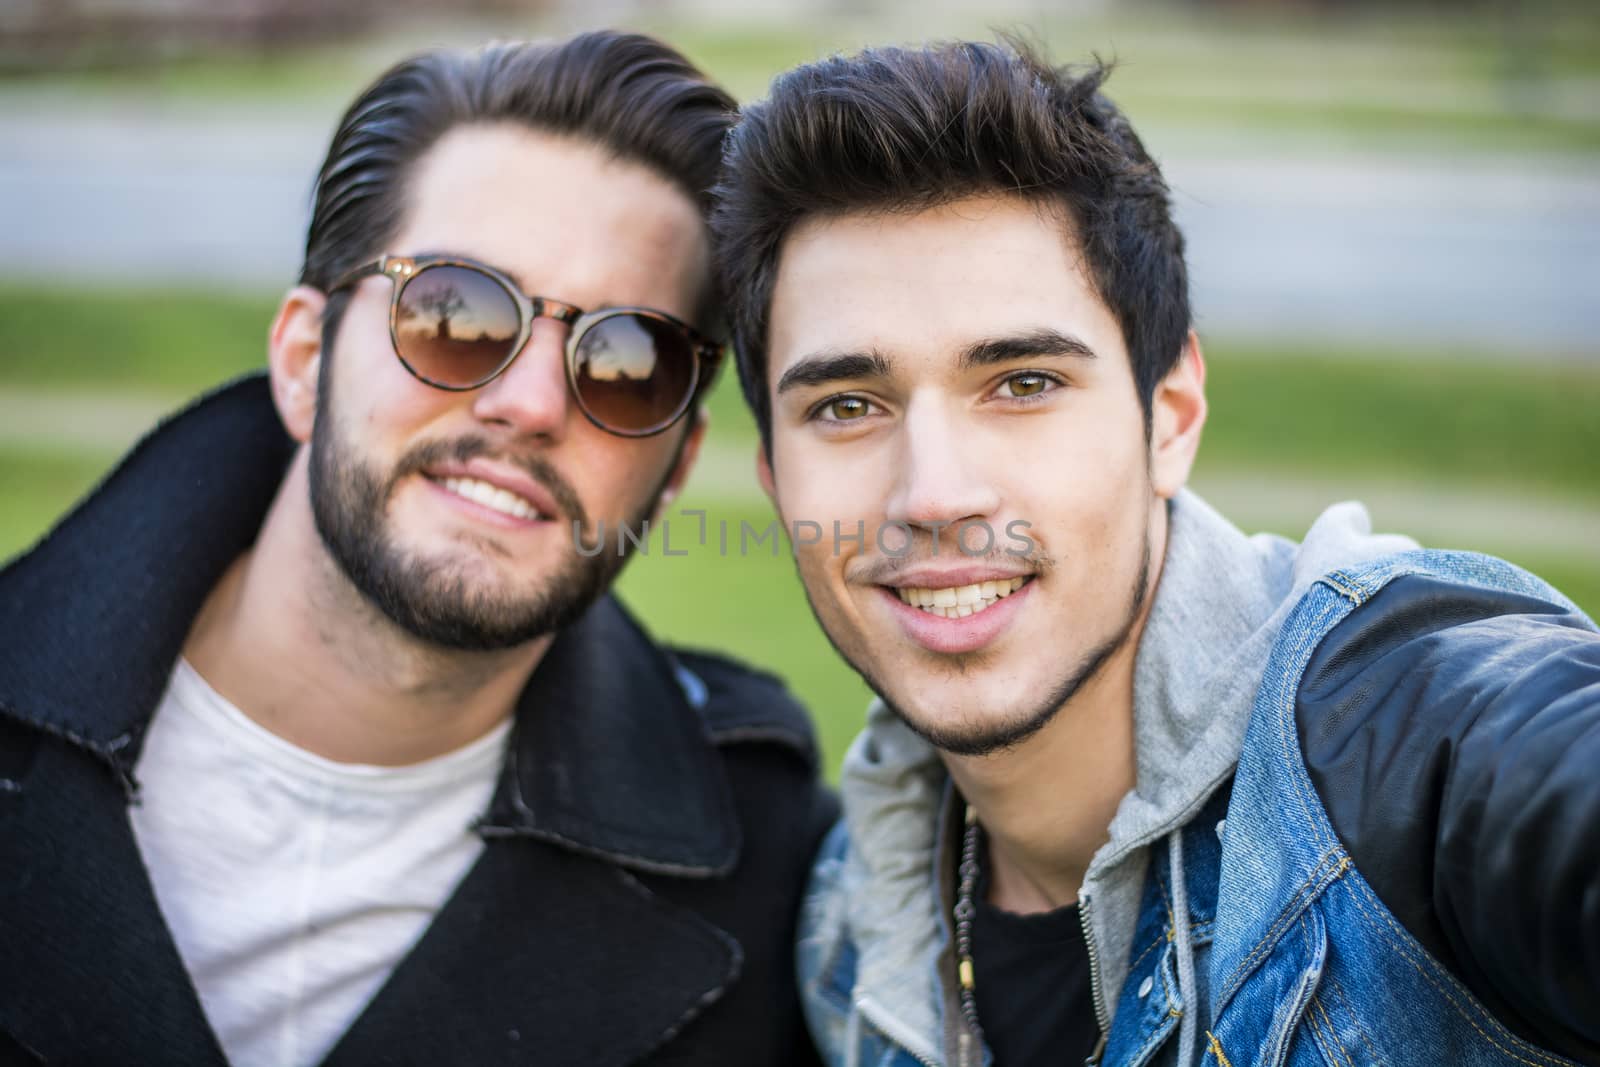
[{"xmin": 1, "ymin": 96, "xmax": 1597, "ymax": 355}]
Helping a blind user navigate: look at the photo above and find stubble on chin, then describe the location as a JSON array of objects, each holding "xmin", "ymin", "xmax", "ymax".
[
  {"xmin": 305, "ymin": 415, "xmax": 620, "ymax": 652},
  {"xmin": 868, "ymin": 528, "xmax": 1153, "ymax": 759}
]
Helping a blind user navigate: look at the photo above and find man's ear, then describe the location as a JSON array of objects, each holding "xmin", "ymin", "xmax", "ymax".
[
  {"xmin": 1149, "ymin": 329, "xmax": 1208, "ymax": 500},
  {"xmin": 652, "ymin": 409, "xmax": 709, "ymax": 519},
  {"xmin": 267, "ymin": 286, "xmax": 327, "ymax": 444}
]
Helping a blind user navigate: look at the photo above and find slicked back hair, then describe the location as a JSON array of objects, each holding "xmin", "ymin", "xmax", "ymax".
[
  {"xmin": 301, "ymin": 30, "xmax": 736, "ymax": 344},
  {"xmin": 711, "ymin": 39, "xmax": 1191, "ymax": 453}
]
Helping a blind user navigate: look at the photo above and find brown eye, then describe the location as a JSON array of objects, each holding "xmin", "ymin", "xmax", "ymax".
[
  {"xmin": 825, "ymin": 396, "xmax": 872, "ymax": 420},
  {"xmin": 1005, "ymin": 374, "xmax": 1050, "ymax": 397}
]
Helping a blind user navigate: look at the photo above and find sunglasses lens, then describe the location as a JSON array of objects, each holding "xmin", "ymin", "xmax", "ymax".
[
  {"xmin": 393, "ymin": 265, "xmax": 520, "ymax": 386},
  {"xmin": 571, "ymin": 313, "xmax": 698, "ymax": 434}
]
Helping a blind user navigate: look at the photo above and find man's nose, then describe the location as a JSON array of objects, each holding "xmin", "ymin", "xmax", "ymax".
[
  {"xmin": 883, "ymin": 396, "xmax": 1003, "ymax": 537},
  {"xmin": 469, "ymin": 318, "xmax": 573, "ymax": 440}
]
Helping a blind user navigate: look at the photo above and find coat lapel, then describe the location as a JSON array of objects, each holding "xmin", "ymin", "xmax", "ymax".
[
  {"xmin": 321, "ymin": 835, "xmax": 740, "ymax": 1067},
  {"xmin": 0, "ymin": 740, "xmax": 228, "ymax": 1066}
]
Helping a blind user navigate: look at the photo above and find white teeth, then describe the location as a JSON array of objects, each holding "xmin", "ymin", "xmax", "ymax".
[
  {"xmin": 894, "ymin": 577, "xmax": 1027, "ymax": 618},
  {"xmin": 440, "ymin": 477, "xmax": 540, "ymax": 520}
]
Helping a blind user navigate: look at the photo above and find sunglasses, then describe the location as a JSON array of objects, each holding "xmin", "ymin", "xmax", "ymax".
[{"xmin": 330, "ymin": 254, "xmax": 724, "ymax": 438}]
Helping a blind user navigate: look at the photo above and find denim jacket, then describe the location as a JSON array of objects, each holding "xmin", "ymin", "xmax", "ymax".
[{"xmin": 797, "ymin": 493, "xmax": 1600, "ymax": 1067}]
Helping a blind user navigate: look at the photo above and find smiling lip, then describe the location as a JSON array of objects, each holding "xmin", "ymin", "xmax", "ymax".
[
  {"xmin": 879, "ymin": 565, "xmax": 1032, "ymax": 590},
  {"xmin": 421, "ymin": 458, "xmax": 563, "ymax": 528},
  {"xmin": 879, "ymin": 576, "xmax": 1034, "ymax": 655}
]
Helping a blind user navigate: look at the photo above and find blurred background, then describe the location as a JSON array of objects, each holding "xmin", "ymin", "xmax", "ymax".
[{"xmin": 2, "ymin": 0, "xmax": 1596, "ymax": 777}]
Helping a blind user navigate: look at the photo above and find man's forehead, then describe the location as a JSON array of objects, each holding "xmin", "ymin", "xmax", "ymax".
[
  {"xmin": 394, "ymin": 123, "xmax": 710, "ymax": 311},
  {"xmin": 766, "ymin": 194, "xmax": 1113, "ymax": 382}
]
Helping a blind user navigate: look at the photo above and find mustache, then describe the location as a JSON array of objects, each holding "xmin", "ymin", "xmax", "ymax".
[
  {"xmin": 390, "ymin": 435, "xmax": 589, "ymax": 526},
  {"xmin": 851, "ymin": 545, "xmax": 1056, "ymax": 586}
]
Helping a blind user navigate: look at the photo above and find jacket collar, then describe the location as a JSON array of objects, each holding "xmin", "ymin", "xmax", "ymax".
[{"xmin": 0, "ymin": 373, "xmax": 738, "ymax": 877}]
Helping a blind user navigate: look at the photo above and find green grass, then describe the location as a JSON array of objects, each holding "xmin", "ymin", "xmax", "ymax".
[
  {"xmin": 1196, "ymin": 343, "xmax": 1600, "ymax": 504},
  {"xmin": 0, "ymin": 448, "xmax": 117, "ymax": 561},
  {"xmin": 0, "ymin": 286, "xmax": 277, "ymax": 390},
  {"xmin": 612, "ymin": 494, "xmax": 874, "ymax": 774}
]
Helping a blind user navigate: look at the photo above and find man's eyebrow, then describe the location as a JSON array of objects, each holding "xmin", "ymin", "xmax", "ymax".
[
  {"xmin": 959, "ymin": 329, "xmax": 1097, "ymax": 369},
  {"xmin": 775, "ymin": 350, "xmax": 893, "ymax": 395}
]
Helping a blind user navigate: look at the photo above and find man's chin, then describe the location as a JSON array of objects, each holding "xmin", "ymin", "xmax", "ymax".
[
  {"xmin": 887, "ymin": 694, "xmax": 1063, "ymax": 758},
  {"xmin": 324, "ymin": 533, "xmax": 601, "ymax": 651},
  {"xmin": 366, "ymin": 585, "xmax": 579, "ymax": 652}
]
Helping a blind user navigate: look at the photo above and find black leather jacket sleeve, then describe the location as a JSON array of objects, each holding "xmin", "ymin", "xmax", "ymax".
[{"xmin": 1297, "ymin": 575, "xmax": 1600, "ymax": 1062}]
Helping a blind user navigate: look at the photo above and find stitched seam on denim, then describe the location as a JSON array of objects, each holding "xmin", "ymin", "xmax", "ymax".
[
  {"xmin": 1154, "ymin": 858, "xmax": 1177, "ymax": 945},
  {"xmin": 1325, "ymin": 970, "xmax": 1385, "ymax": 1067},
  {"xmin": 1205, "ymin": 1030, "xmax": 1233, "ymax": 1067},
  {"xmin": 1126, "ymin": 996, "xmax": 1179, "ymax": 1067},
  {"xmin": 1318, "ymin": 571, "xmax": 1370, "ymax": 604},
  {"xmin": 1218, "ymin": 850, "xmax": 1349, "ymax": 1008},
  {"xmin": 1266, "ymin": 912, "xmax": 1322, "ymax": 1065},
  {"xmin": 1121, "ymin": 954, "xmax": 1184, "ymax": 1067},
  {"xmin": 1155, "ymin": 853, "xmax": 1174, "ymax": 917},
  {"xmin": 1307, "ymin": 997, "xmax": 1346, "ymax": 1067},
  {"xmin": 1271, "ymin": 596, "xmax": 1352, "ymax": 854},
  {"xmin": 1312, "ymin": 994, "xmax": 1355, "ymax": 1067},
  {"xmin": 1160, "ymin": 947, "xmax": 1182, "ymax": 1019},
  {"xmin": 1303, "ymin": 996, "xmax": 1329, "ymax": 1064},
  {"xmin": 1129, "ymin": 1018, "xmax": 1176, "ymax": 1067},
  {"xmin": 1339, "ymin": 877, "xmax": 1575, "ymax": 1067},
  {"xmin": 1127, "ymin": 931, "xmax": 1166, "ymax": 976}
]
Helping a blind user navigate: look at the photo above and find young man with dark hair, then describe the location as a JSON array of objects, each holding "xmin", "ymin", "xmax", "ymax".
[
  {"xmin": 713, "ymin": 40, "xmax": 1600, "ymax": 1067},
  {"xmin": 0, "ymin": 32, "xmax": 834, "ymax": 1066}
]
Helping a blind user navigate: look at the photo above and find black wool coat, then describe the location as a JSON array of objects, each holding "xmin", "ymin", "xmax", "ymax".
[{"xmin": 0, "ymin": 376, "xmax": 840, "ymax": 1066}]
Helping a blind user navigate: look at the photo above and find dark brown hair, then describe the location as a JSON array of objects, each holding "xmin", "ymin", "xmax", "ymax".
[
  {"xmin": 302, "ymin": 30, "xmax": 736, "ymax": 341},
  {"xmin": 712, "ymin": 39, "xmax": 1190, "ymax": 451}
]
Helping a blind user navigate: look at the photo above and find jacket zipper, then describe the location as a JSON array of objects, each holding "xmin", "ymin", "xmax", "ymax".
[
  {"xmin": 855, "ymin": 996, "xmax": 942, "ymax": 1067},
  {"xmin": 1073, "ymin": 773, "xmax": 1239, "ymax": 1063},
  {"xmin": 1079, "ymin": 890, "xmax": 1111, "ymax": 1064}
]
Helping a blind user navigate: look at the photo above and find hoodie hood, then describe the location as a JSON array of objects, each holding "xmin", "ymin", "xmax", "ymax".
[{"xmin": 835, "ymin": 489, "xmax": 1418, "ymax": 1056}]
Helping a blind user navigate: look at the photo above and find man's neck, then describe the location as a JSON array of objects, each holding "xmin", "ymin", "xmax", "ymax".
[
  {"xmin": 942, "ymin": 642, "xmax": 1139, "ymax": 915},
  {"xmin": 943, "ymin": 507, "xmax": 1169, "ymax": 915},
  {"xmin": 183, "ymin": 454, "xmax": 549, "ymax": 767}
]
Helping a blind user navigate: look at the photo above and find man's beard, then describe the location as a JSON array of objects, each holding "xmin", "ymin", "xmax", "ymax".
[
  {"xmin": 806, "ymin": 528, "xmax": 1153, "ymax": 759},
  {"xmin": 308, "ymin": 409, "xmax": 663, "ymax": 652}
]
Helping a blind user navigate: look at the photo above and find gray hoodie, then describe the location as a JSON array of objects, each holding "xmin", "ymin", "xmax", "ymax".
[{"xmin": 818, "ymin": 489, "xmax": 1417, "ymax": 1066}]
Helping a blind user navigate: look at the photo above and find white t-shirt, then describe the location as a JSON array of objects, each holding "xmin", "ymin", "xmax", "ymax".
[{"xmin": 129, "ymin": 659, "xmax": 512, "ymax": 1067}]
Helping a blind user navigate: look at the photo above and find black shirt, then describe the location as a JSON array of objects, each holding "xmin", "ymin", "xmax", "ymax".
[{"xmin": 971, "ymin": 855, "xmax": 1100, "ymax": 1066}]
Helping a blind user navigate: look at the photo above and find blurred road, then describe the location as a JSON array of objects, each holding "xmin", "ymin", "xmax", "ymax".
[{"xmin": 2, "ymin": 93, "xmax": 1597, "ymax": 356}]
